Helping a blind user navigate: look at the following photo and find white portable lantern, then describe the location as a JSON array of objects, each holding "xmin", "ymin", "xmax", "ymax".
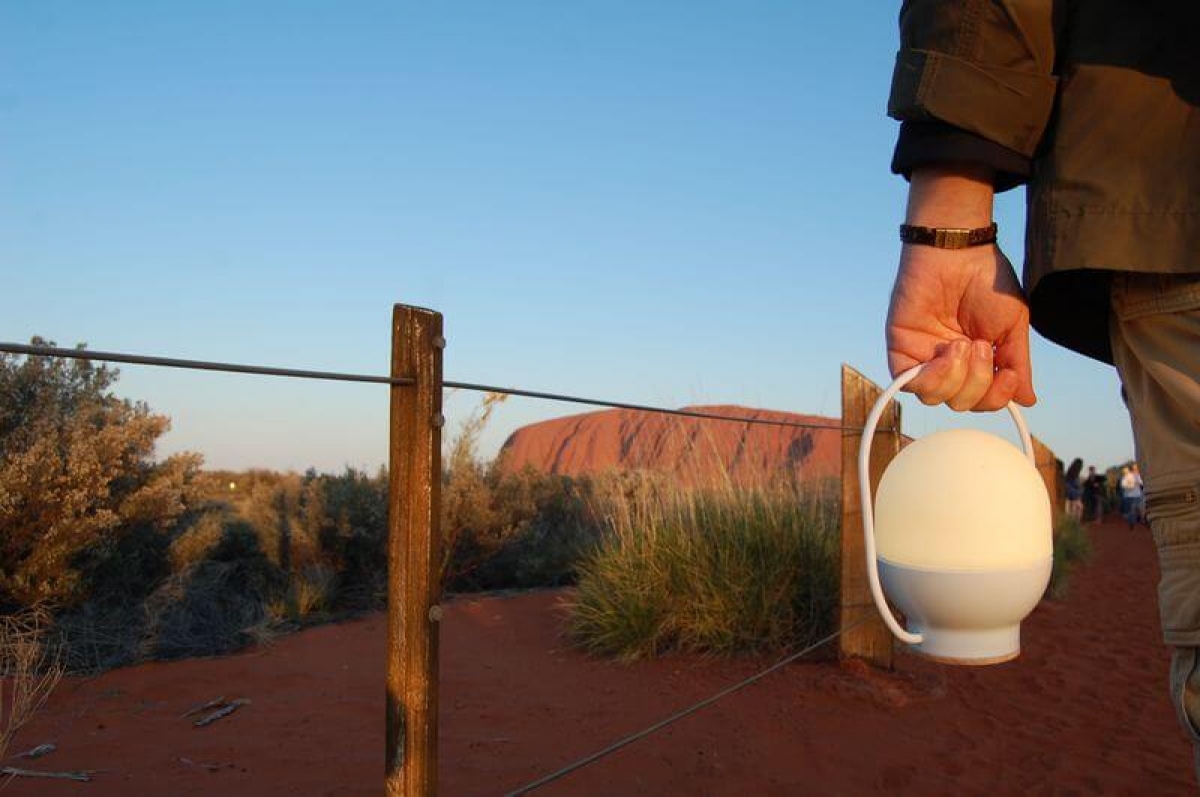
[{"xmin": 860, "ymin": 364, "xmax": 1052, "ymax": 665}]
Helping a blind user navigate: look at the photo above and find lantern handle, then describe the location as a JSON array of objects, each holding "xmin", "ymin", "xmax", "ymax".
[{"xmin": 859, "ymin": 363, "xmax": 1036, "ymax": 646}]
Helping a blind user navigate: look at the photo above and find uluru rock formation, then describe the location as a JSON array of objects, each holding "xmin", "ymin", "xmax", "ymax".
[{"xmin": 496, "ymin": 405, "xmax": 841, "ymax": 487}]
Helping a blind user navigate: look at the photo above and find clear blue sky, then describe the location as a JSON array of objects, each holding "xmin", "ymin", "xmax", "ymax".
[{"xmin": 0, "ymin": 1, "xmax": 1132, "ymax": 473}]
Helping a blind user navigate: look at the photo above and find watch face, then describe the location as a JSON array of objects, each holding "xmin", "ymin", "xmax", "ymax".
[{"xmin": 933, "ymin": 228, "xmax": 971, "ymax": 248}]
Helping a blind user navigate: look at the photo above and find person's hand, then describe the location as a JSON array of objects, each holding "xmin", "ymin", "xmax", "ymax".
[{"xmin": 887, "ymin": 242, "xmax": 1036, "ymax": 411}]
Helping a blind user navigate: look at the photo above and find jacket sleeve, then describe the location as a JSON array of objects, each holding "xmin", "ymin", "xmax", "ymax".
[
  {"xmin": 892, "ymin": 120, "xmax": 1032, "ymax": 192},
  {"xmin": 887, "ymin": 0, "xmax": 1062, "ymax": 188}
]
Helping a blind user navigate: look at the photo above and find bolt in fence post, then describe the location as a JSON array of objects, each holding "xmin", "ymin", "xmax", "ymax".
[
  {"xmin": 387, "ymin": 305, "xmax": 444, "ymax": 797},
  {"xmin": 839, "ymin": 364, "xmax": 900, "ymax": 669}
]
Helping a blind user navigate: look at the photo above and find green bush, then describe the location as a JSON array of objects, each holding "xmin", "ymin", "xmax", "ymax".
[
  {"xmin": 302, "ymin": 468, "xmax": 389, "ymax": 609},
  {"xmin": 169, "ymin": 509, "xmax": 230, "ymax": 572},
  {"xmin": 140, "ymin": 521, "xmax": 285, "ymax": 660},
  {"xmin": 1048, "ymin": 515, "xmax": 1092, "ymax": 599},
  {"xmin": 444, "ymin": 468, "xmax": 600, "ymax": 592},
  {"xmin": 440, "ymin": 395, "xmax": 602, "ymax": 592},
  {"xmin": 0, "ymin": 340, "xmax": 200, "ymax": 607},
  {"xmin": 568, "ymin": 481, "xmax": 839, "ymax": 660}
]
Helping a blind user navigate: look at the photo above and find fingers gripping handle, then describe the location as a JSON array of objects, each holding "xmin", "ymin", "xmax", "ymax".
[{"xmin": 858, "ymin": 364, "xmax": 1036, "ymax": 646}]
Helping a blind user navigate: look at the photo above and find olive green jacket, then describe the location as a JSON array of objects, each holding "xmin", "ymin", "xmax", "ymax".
[{"xmin": 888, "ymin": 1, "xmax": 1200, "ymax": 363}]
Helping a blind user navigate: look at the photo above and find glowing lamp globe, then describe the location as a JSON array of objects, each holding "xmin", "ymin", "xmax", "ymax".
[{"xmin": 860, "ymin": 366, "xmax": 1052, "ymax": 665}]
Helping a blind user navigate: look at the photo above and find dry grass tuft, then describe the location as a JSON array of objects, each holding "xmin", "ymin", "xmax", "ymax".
[
  {"xmin": 568, "ymin": 477, "xmax": 839, "ymax": 660},
  {"xmin": 0, "ymin": 608, "xmax": 63, "ymax": 758}
]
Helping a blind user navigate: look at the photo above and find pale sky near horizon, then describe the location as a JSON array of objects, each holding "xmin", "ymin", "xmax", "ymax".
[{"xmin": 1, "ymin": 2, "xmax": 1134, "ymax": 474}]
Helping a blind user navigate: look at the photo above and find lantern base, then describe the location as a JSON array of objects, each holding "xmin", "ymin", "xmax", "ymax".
[
  {"xmin": 905, "ymin": 626, "xmax": 1020, "ymax": 665},
  {"xmin": 878, "ymin": 557, "xmax": 1052, "ymax": 666}
]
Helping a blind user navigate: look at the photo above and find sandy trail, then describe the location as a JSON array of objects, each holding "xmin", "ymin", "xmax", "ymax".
[{"xmin": 10, "ymin": 516, "xmax": 1193, "ymax": 795}]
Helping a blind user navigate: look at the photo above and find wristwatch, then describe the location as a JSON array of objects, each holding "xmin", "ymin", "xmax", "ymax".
[{"xmin": 899, "ymin": 222, "xmax": 998, "ymax": 249}]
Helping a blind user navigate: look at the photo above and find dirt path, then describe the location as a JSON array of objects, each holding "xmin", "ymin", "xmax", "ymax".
[{"xmin": 11, "ymin": 516, "xmax": 1193, "ymax": 795}]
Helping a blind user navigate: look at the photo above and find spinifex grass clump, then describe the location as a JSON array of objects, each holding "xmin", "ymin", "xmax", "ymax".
[
  {"xmin": 569, "ymin": 481, "xmax": 839, "ymax": 660},
  {"xmin": 1048, "ymin": 514, "xmax": 1093, "ymax": 599}
]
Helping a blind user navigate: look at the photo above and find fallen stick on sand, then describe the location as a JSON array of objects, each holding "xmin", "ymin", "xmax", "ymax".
[
  {"xmin": 1, "ymin": 766, "xmax": 92, "ymax": 782},
  {"xmin": 181, "ymin": 696, "xmax": 226, "ymax": 719},
  {"xmin": 13, "ymin": 743, "xmax": 56, "ymax": 759},
  {"xmin": 193, "ymin": 698, "xmax": 250, "ymax": 728},
  {"xmin": 177, "ymin": 756, "xmax": 224, "ymax": 772}
]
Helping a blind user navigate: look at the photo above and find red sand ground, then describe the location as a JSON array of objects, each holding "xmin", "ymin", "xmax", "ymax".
[{"xmin": 10, "ymin": 517, "xmax": 1195, "ymax": 796}]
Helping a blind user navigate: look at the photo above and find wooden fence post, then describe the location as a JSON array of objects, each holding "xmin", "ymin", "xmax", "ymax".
[
  {"xmin": 1032, "ymin": 435, "xmax": 1062, "ymax": 528},
  {"xmin": 839, "ymin": 364, "xmax": 902, "ymax": 669},
  {"xmin": 387, "ymin": 305, "xmax": 444, "ymax": 797}
]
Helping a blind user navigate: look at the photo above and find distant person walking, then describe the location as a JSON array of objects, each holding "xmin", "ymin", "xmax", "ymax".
[
  {"xmin": 1121, "ymin": 465, "xmax": 1145, "ymax": 529},
  {"xmin": 1119, "ymin": 467, "xmax": 1133, "ymax": 524},
  {"xmin": 1113, "ymin": 468, "xmax": 1142, "ymax": 528},
  {"xmin": 1064, "ymin": 459, "xmax": 1084, "ymax": 523},
  {"xmin": 1082, "ymin": 466, "xmax": 1105, "ymax": 523}
]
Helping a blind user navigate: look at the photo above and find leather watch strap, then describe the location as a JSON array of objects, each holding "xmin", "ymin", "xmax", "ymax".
[{"xmin": 899, "ymin": 222, "xmax": 998, "ymax": 249}]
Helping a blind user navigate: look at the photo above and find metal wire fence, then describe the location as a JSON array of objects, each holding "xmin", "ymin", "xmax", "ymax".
[
  {"xmin": 0, "ymin": 337, "xmax": 874, "ymax": 796},
  {"xmin": 0, "ymin": 341, "xmax": 852, "ymax": 431}
]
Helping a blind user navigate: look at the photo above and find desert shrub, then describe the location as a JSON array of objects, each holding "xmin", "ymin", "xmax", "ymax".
[
  {"xmin": 75, "ymin": 521, "xmax": 174, "ymax": 608},
  {"xmin": 140, "ymin": 521, "xmax": 285, "ymax": 660},
  {"xmin": 51, "ymin": 508, "xmax": 232, "ymax": 672},
  {"xmin": 303, "ymin": 468, "xmax": 389, "ymax": 609},
  {"xmin": 52, "ymin": 515, "xmax": 290, "ymax": 672},
  {"xmin": 440, "ymin": 392, "xmax": 604, "ymax": 591},
  {"xmin": 569, "ymin": 481, "xmax": 839, "ymax": 660},
  {"xmin": 204, "ymin": 472, "xmax": 317, "ymax": 585},
  {"xmin": 441, "ymin": 394, "xmax": 506, "ymax": 582},
  {"xmin": 1048, "ymin": 515, "xmax": 1092, "ymax": 599},
  {"xmin": 446, "ymin": 468, "xmax": 600, "ymax": 591},
  {"xmin": 190, "ymin": 469, "xmax": 380, "ymax": 614},
  {"xmin": 0, "ymin": 340, "xmax": 200, "ymax": 607},
  {"xmin": 169, "ymin": 509, "xmax": 231, "ymax": 572}
]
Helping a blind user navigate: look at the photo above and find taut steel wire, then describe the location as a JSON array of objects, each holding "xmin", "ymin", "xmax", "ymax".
[
  {"xmin": 0, "ymin": 342, "xmax": 858, "ymax": 432},
  {"xmin": 443, "ymin": 378, "xmax": 856, "ymax": 432},
  {"xmin": 503, "ymin": 618, "xmax": 867, "ymax": 796},
  {"xmin": 0, "ymin": 342, "xmax": 415, "ymax": 386}
]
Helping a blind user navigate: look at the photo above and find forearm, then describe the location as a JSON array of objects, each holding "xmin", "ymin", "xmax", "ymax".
[
  {"xmin": 889, "ymin": 162, "xmax": 1034, "ymax": 409},
  {"xmin": 904, "ymin": 165, "xmax": 996, "ymax": 228}
]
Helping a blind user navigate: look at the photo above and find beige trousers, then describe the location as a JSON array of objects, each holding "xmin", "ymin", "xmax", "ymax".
[{"xmin": 1109, "ymin": 272, "xmax": 1200, "ymax": 778}]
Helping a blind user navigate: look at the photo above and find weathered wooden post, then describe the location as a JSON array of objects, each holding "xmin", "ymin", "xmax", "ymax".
[
  {"xmin": 387, "ymin": 305, "xmax": 444, "ymax": 797},
  {"xmin": 839, "ymin": 364, "xmax": 903, "ymax": 669},
  {"xmin": 1032, "ymin": 435, "xmax": 1062, "ymax": 528}
]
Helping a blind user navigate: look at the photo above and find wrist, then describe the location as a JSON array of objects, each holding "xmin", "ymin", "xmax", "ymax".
[
  {"xmin": 900, "ymin": 222, "xmax": 997, "ymax": 249},
  {"xmin": 905, "ymin": 164, "xmax": 996, "ymax": 228}
]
